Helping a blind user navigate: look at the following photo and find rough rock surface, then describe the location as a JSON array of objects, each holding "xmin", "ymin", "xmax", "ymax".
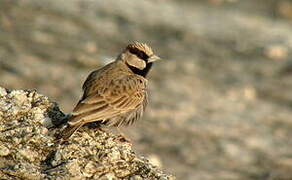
[{"xmin": 0, "ymin": 87, "xmax": 174, "ymax": 180}]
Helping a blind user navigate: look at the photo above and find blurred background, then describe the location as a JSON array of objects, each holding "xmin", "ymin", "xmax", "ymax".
[{"xmin": 1, "ymin": 0, "xmax": 292, "ymax": 179}]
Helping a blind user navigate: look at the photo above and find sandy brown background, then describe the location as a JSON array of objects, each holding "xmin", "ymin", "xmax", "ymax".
[{"xmin": 1, "ymin": 0, "xmax": 292, "ymax": 179}]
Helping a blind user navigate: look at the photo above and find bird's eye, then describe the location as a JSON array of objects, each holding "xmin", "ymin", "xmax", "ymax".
[
  {"xmin": 129, "ymin": 48, "xmax": 149, "ymax": 61},
  {"xmin": 137, "ymin": 51, "xmax": 146, "ymax": 59},
  {"xmin": 129, "ymin": 47, "xmax": 138, "ymax": 55}
]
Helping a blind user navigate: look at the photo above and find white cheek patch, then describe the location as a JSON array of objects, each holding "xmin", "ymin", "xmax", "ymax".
[{"xmin": 127, "ymin": 57, "xmax": 146, "ymax": 70}]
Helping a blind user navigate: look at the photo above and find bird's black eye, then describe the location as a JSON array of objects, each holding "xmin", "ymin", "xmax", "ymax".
[{"xmin": 129, "ymin": 48, "xmax": 149, "ymax": 61}]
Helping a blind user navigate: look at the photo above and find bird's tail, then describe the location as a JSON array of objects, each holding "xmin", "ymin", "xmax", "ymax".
[{"xmin": 60, "ymin": 122, "xmax": 84, "ymax": 141}]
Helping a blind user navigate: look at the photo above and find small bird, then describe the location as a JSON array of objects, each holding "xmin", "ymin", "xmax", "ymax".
[{"xmin": 61, "ymin": 42, "xmax": 160, "ymax": 140}]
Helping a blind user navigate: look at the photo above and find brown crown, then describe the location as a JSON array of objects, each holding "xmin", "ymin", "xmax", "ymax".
[{"xmin": 126, "ymin": 42, "xmax": 154, "ymax": 57}]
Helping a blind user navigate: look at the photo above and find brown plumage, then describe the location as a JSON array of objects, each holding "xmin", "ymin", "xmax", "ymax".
[{"xmin": 61, "ymin": 42, "xmax": 160, "ymax": 140}]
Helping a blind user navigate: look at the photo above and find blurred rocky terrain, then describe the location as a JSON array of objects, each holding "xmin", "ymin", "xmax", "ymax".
[
  {"xmin": 1, "ymin": 0, "xmax": 292, "ymax": 179},
  {"xmin": 0, "ymin": 87, "xmax": 174, "ymax": 179}
]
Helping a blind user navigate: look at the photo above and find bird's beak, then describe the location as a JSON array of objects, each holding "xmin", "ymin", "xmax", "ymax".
[{"xmin": 148, "ymin": 55, "xmax": 161, "ymax": 62}]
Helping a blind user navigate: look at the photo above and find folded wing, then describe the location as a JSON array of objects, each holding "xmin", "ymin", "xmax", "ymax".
[{"xmin": 68, "ymin": 74, "xmax": 147, "ymax": 126}]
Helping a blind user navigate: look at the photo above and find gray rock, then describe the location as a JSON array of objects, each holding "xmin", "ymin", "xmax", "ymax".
[{"xmin": 0, "ymin": 87, "xmax": 174, "ymax": 180}]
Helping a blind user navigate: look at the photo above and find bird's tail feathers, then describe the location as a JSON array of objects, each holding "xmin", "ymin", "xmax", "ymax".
[{"xmin": 61, "ymin": 122, "xmax": 84, "ymax": 140}]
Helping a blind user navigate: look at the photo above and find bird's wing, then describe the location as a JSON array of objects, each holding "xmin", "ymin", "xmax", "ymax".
[
  {"xmin": 81, "ymin": 62, "xmax": 114, "ymax": 98},
  {"xmin": 68, "ymin": 74, "xmax": 147, "ymax": 125}
]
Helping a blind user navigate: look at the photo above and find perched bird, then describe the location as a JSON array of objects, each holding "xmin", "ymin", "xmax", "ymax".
[{"xmin": 61, "ymin": 42, "xmax": 160, "ymax": 140}]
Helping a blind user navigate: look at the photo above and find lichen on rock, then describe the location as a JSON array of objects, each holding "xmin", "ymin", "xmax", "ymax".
[{"xmin": 0, "ymin": 87, "xmax": 174, "ymax": 180}]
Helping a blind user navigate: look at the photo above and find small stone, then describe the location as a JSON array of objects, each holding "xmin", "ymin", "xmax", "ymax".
[
  {"xmin": 83, "ymin": 161, "xmax": 96, "ymax": 177},
  {"xmin": 42, "ymin": 117, "xmax": 53, "ymax": 129},
  {"xmin": 159, "ymin": 177, "xmax": 169, "ymax": 180},
  {"xmin": 67, "ymin": 160, "xmax": 81, "ymax": 176},
  {"xmin": 19, "ymin": 148, "xmax": 38, "ymax": 162},
  {"xmin": 109, "ymin": 147, "xmax": 121, "ymax": 161},
  {"xmin": 130, "ymin": 175, "xmax": 143, "ymax": 180},
  {"xmin": 0, "ymin": 87, "xmax": 7, "ymax": 97},
  {"xmin": 99, "ymin": 173, "xmax": 117, "ymax": 180},
  {"xmin": 0, "ymin": 145, "xmax": 10, "ymax": 156},
  {"xmin": 147, "ymin": 154, "xmax": 162, "ymax": 167}
]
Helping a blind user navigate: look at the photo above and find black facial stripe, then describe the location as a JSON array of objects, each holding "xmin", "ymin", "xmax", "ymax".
[
  {"xmin": 128, "ymin": 47, "xmax": 149, "ymax": 61},
  {"xmin": 127, "ymin": 62, "xmax": 153, "ymax": 77}
]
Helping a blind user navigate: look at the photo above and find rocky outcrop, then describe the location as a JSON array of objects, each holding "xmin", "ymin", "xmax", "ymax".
[{"xmin": 0, "ymin": 87, "xmax": 174, "ymax": 180}]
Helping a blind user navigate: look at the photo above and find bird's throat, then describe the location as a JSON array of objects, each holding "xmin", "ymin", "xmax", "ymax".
[{"xmin": 127, "ymin": 62, "xmax": 153, "ymax": 77}]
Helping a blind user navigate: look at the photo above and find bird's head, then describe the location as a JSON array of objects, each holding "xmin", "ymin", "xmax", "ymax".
[{"xmin": 119, "ymin": 42, "xmax": 160, "ymax": 71}]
